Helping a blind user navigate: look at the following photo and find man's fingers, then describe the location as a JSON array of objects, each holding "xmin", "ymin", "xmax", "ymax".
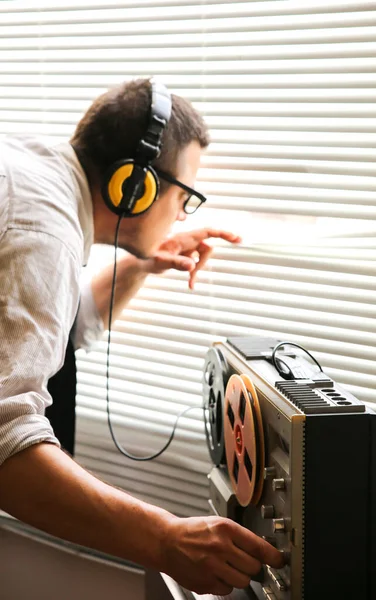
[
  {"xmin": 232, "ymin": 524, "xmax": 284, "ymax": 569},
  {"xmin": 153, "ymin": 252, "xmax": 195, "ymax": 273},
  {"xmin": 170, "ymin": 256, "xmax": 195, "ymax": 271},
  {"xmin": 188, "ymin": 242, "xmax": 213, "ymax": 289},
  {"xmin": 189, "ymin": 228, "xmax": 242, "ymax": 244},
  {"xmin": 257, "ymin": 537, "xmax": 284, "ymax": 569},
  {"xmin": 153, "ymin": 229, "xmax": 241, "ymax": 280},
  {"xmin": 215, "ymin": 563, "xmax": 252, "ymax": 590},
  {"xmin": 158, "ymin": 238, "xmax": 182, "ymax": 254},
  {"xmin": 227, "ymin": 543, "xmax": 263, "ymax": 578},
  {"xmin": 209, "ymin": 580, "xmax": 234, "ymax": 596}
]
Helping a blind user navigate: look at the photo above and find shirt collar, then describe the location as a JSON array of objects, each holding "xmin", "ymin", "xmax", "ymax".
[{"xmin": 54, "ymin": 142, "xmax": 94, "ymax": 265}]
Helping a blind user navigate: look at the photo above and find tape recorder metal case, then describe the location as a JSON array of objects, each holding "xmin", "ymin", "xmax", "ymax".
[{"xmin": 203, "ymin": 336, "xmax": 376, "ymax": 600}]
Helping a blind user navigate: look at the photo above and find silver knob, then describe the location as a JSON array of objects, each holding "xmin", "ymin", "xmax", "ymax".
[
  {"xmin": 272, "ymin": 518, "xmax": 285, "ymax": 533},
  {"xmin": 261, "ymin": 504, "xmax": 275, "ymax": 519},
  {"xmin": 264, "ymin": 466, "xmax": 276, "ymax": 480},
  {"xmin": 272, "ymin": 478, "xmax": 285, "ymax": 491}
]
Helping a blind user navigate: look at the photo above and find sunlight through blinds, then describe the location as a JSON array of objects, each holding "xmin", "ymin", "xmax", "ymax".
[{"xmin": 0, "ymin": 0, "xmax": 375, "ymax": 515}]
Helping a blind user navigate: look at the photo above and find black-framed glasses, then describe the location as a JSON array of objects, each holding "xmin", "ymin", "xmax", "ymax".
[{"xmin": 155, "ymin": 169, "xmax": 207, "ymax": 214}]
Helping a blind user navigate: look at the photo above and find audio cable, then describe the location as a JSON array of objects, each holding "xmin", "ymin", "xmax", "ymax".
[
  {"xmin": 106, "ymin": 218, "xmax": 325, "ymax": 458},
  {"xmin": 271, "ymin": 341, "xmax": 323, "ymax": 381},
  {"xmin": 106, "ymin": 215, "xmax": 200, "ymax": 461}
]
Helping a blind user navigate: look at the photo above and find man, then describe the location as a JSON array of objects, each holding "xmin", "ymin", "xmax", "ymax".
[{"xmin": 0, "ymin": 78, "xmax": 283, "ymax": 595}]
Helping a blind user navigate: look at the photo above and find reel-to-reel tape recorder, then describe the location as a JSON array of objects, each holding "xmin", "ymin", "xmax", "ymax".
[{"xmin": 203, "ymin": 336, "xmax": 376, "ymax": 600}]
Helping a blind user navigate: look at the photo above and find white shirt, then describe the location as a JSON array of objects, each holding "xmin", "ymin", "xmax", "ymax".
[
  {"xmin": 74, "ymin": 276, "xmax": 104, "ymax": 352},
  {"xmin": 0, "ymin": 135, "xmax": 95, "ymax": 465}
]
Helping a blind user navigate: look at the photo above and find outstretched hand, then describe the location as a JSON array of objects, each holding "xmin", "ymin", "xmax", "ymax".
[{"xmin": 145, "ymin": 228, "xmax": 242, "ymax": 289}]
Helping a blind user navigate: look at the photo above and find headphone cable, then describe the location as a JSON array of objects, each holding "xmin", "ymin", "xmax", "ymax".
[
  {"xmin": 106, "ymin": 215, "xmax": 201, "ymax": 461},
  {"xmin": 271, "ymin": 340, "xmax": 323, "ymax": 380}
]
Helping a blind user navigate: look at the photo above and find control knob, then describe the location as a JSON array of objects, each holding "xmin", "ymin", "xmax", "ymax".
[
  {"xmin": 264, "ymin": 466, "xmax": 276, "ymax": 480},
  {"xmin": 272, "ymin": 478, "xmax": 286, "ymax": 491},
  {"xmin": 272, "ymin": 518, "xmax": 285, "ymax": 533},
  {"xmin": 261, "ymin": 505, "xmax": 275, "ymax": 519}
]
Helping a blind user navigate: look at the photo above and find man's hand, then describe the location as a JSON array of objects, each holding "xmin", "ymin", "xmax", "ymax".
[
  {"xmin": 145, "ymin": 228, "xmax": 242, "ymax": 289},
  {"xmin": 90, "ymin": 228, "xmax": 241, "ymax": 338},
  {"xmin": 160, "ymin": 515, "xmax": 284, "ymax": 595}
]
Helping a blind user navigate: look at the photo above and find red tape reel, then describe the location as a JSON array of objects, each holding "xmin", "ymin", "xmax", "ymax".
[
  {"xmin": 241, "ymin": 374, "xmax": 265, "ymax": 506},
  {"xmin": 224, "ymin": 374, "xmax": 265, "ymax": 507}
]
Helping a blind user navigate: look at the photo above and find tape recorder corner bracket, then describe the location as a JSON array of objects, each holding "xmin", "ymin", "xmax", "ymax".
[{"xmin": 203, "ymin": 336, "xmax": 376, "ymax": 600}]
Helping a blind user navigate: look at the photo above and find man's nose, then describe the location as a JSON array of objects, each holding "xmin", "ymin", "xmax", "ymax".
[{"xmin": 177, "ymin": 209, "xmax": 187, "ymax": 222}]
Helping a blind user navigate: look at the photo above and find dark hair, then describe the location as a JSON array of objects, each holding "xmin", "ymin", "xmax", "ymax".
[{"xmin": 70, "ymin": 78, "xmax": 209, "ymax": 180}]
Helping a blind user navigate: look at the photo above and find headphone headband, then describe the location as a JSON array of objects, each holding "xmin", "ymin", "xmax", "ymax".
[{"xmin": 135, "ymin": 79, "xmax": 172, "ymax": 164}]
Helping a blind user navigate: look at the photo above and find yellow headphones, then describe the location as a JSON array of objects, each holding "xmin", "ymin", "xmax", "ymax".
[{"xmin": 102, "ymin": 79, "xmax": 172, "ymax": 217}]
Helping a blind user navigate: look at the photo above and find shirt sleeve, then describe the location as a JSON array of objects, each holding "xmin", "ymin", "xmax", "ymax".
[
  {"xmin": 0, "ymin": 228, "xmax": 80, "ymax": 466},
  {"xmin": 72, "ymin": 275, "xmax": 104, "ymax": 352}
]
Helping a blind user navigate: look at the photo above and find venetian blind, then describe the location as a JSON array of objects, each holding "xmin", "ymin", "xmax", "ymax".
[{"xmin": 0, "ymin": 0, "xmax": 375, "ymax": 517}]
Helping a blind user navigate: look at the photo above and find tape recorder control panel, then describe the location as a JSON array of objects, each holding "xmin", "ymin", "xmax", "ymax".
[{"xmin": 202, "ymin": 336, "xmax": 376, "ymax": 600}]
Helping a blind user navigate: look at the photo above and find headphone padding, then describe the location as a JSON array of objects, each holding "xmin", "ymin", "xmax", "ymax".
[
  {"xmin": 106, "ymin": 161, "xmax": 159, "ymax": 216},
  {"xmin": 107, "ymin": 162, "xmax": 134, "ymax": 208}
]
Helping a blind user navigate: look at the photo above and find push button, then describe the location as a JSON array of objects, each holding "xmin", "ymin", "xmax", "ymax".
[
  {"xmin": 262, "ymin": 587, "xmax": 276, "ymax": 599},
  {"xmin": 267, "ymin": 566, "xmax": 288, "ymax": 592}
]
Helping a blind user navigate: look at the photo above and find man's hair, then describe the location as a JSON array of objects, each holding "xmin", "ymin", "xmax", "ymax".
[{"xmin": 70, "ymin": 78, "xmax": 209, "ymax": 180}]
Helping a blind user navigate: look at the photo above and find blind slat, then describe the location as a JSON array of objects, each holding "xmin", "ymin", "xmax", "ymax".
[
  {"xmin": 2, "ymin": 27, "xmax": 376, "ymax": 49},
  {"xmin": 119, "ymin": 308, "xmax": 376, "ymax": 348},
  {"xmin": 137, "ymin": 285, "xmax": 376, "ymax": 320},
  {"xmin": 5, "ymin": 41, "xmax": 376, "ymax": 61},
  {"xmin": 1, "ymin": 6, "xmax": 376, "ymax": 28}
]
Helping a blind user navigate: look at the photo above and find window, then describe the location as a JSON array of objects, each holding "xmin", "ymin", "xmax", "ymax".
[{"xmin": 1, "ymin": 0, "xmax": 375, "ymax": 516}]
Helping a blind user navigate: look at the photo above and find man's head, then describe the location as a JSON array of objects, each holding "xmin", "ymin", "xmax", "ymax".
[{"xmin": 71, "ymin": 78, "xmax": 209, "ymax": 258}]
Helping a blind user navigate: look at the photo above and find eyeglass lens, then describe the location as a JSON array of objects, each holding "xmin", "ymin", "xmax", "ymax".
[{"xmin": 184, "ymin": 195, "xmax": 202, "ymax": 214}]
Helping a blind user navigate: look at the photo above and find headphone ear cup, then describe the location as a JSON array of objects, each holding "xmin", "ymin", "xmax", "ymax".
[
  {"xmin": 102, "ymin": 160, "xmax": 134, "ymax": 215},
  {"xmin": 102, "ymin": 160, "xmax": 159, "ymax": 217},
  {"xmin": 130, "ymin": 166, "xmax": 159, "ymax": 215}
]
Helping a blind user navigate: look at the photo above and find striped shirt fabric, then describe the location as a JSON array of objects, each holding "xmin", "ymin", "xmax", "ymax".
[{"xmin": 0, "ymin": 135, "xmax": 94, "ymax": 465}]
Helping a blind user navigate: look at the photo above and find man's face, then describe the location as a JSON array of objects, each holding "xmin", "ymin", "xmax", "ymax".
[{"xmin": 96, "ymin": 140, "xmax": 203, "ymax": 258}]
